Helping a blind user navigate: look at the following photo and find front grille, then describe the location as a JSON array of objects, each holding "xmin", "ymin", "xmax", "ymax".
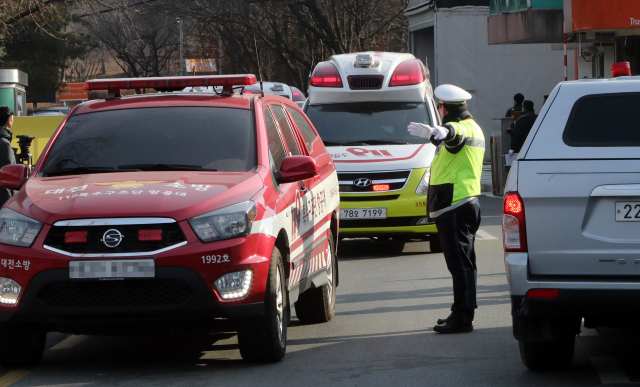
[
  {"xmin": 340, "ymin": 195, "xmax": 399, "ymax": 202},
  {"xmin": 341, "ymin": 216, "xmax": 422, "ymax": 229},
  {"xmin": 37, "ymin": 279, "xmax": 194, "ymax": 308},
  {"xmin": 44, "ymin": 222, "xmax": 186, "ymax": 254},
  {"xmin": 347, "ymin": 75, "xmax": 384, "ymax": 90},
  {"xmin": 338, "ymin": 170, "xmax": 411, "ymax": 193}
]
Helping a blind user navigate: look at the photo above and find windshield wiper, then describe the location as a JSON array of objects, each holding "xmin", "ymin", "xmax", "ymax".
[
  {"xmin": 44, "ymin": 166, "xmax": 135, "ymax": 177},
  {"xmin": 118, "ymin": 163, "xmax": 219, "ymax": 172},
  {"xmin": 321, "ymin": 141, "xmax": 345, "ymax": 146},
  {"xmin": 341, "ymin": 140, "xmax": 410, "ymax": 146}
]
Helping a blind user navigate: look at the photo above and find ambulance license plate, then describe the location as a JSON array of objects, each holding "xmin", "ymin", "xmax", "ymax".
[
  {"xmin": 69, "ymin": 259, "xmax": 155, "ymax": 279},
  {"xmin": 340, "ymin": 208, "xmax": 387, "ymax": 219}
]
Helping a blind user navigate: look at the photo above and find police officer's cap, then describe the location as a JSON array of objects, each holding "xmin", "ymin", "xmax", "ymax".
[{"xmin": 434, "ymin": 84, "xmax": 472, "ymax": 105}]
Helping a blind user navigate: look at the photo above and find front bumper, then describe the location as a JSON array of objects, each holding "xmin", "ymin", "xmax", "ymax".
[
  {"xmin": 0, "ymin": 225, "xmax": 276, "ymax": 333},
  {"xmin": 339, "ymin": 168, "xmax": 437, "ymax": 237}
]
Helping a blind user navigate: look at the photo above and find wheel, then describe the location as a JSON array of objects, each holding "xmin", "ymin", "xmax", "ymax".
[
  {"xmin": 0, "ymin": 325, "xmax": 46, "ymax": 368},
  {"xmin": 237, "ymin": 246, "xmax": 287, "ymax": 362},
  {"xmin": 519, "ymin": 336, "xmax": 575, "ymax": 371},
  {"xmin": 295, "ymin": 231, "xmax": 337, "ymax": 324},
  {"xmin": 429, "ymin": 233, "xmax": 443, "ymax": 253}
]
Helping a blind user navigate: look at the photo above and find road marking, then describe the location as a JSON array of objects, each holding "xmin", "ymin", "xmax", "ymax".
[
  {"xmin": 50, "ymin": 335, "xmax": 88, "ymax": 350},
  {"xmin": 580, "ymin": 320, "xmax": 598, "ymax": 337},
  {"xmin": 475, "ymin": 230, "xmax": 497, "ymax": 240},
  {"xmin": 0, "ymin": 370, "xmax": 31, "ymax": 387},
  {"xmin": 590, "ymin": 357, "xmax": 631, "ymax": 384}
]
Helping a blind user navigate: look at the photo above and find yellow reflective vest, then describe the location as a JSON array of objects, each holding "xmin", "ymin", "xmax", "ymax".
[{"xmin": 427, "ymin": 118, "xmax": 485, "ymax": 219}]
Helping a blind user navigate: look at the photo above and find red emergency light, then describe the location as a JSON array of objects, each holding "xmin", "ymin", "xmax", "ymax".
[
  {"xmin": 389, "ymin": 59, "xmax": 426, "ymax": 87},
  {"xmin": 84, "ymin": 75, "xmax": 258, "ymax": 97},
  {"xmin": 139, "ymin": 229, "xmax": 163, "ymax": 242},
  {"xmin": 372, "ymin": 184, "xmax": 390, "ymax": 192},
  {"xmin": 612, "ymin": 62, "xmax": 631, "ymax": 78},
  {"xmin": 310, "ymin": 63, "xmax": 343, "ymax": 88}
]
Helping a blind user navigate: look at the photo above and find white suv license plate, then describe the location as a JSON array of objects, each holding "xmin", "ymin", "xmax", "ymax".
[
  {"xmin": 341, "ymin": 208, "xmax": 387, "ymax": 219},
  {"xmin": 70, "ymin": 259, "xmax": 155, "ymax": 279},
  {"xmin": 616, "ymin": 202, "xmax": 640, "ymax": 222}
]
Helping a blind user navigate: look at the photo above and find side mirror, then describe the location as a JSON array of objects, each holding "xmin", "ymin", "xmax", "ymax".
[
  {"xmin": 0, "ymin": 164, "xmax": 30, "ymax": 190},
  {"xmin": 276, "ymin": 156, "xmax": 319, "ymax": 184}
]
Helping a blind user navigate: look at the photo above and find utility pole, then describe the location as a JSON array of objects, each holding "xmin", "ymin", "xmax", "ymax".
[{"xmin": 178, "ymin": 19, "xmax": 184, "ymax": 76}]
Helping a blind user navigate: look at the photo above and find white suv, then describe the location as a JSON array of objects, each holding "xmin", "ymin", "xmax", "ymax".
[{"xmin": 504, "ymin": 77, "xmax": 640, "ymax": 371}]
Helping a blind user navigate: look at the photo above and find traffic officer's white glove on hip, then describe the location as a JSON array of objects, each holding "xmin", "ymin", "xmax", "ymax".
[
  {"xmin": 407, "ymin": 122, "xmax": 431, "ymax": 138},
  {"xmin": 509, "ymin": 149, "xmax": 514, "ymax": 155}
]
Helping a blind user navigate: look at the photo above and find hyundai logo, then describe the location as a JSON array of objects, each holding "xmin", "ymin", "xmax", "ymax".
[
  {"xmin": 101, "ymin": 229, "xmax": 124, "ymax": 248},
  {"xmin": 354, "ymin": 178, "xmax": 372, "ymax": 187}
]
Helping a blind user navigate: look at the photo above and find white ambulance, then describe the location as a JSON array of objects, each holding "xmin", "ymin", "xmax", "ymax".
[{"xmin": 304, "ymin": 52, "xmax": 440, "ymax": 253}]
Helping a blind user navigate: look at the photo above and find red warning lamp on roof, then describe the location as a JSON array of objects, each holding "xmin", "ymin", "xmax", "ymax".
[
  {"xmin": 310, "ymin": 62, "xmax": 343, "ymax": 88},
  {"xmin": 84, "ymin": 75, "xmax": 258, "ymax": 97},
  {"xmin": 611, "ymin": 62, "xmax": 631, "ymax": 78},
  {"xmin": 389, "ymin": 59, "xmax": 427, "ymax": 87}
]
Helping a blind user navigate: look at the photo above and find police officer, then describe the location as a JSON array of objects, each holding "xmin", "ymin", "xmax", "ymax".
[
  {"xmin": 0, "ymin": 106, "xmax": 15, "ymax": 206},
  {"xmin": 407, "ymin": 85, "xmax": 484, "ymax": 334}
]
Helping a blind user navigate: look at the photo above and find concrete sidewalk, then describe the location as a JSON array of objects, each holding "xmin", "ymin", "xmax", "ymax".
[{"xmin": 481, "ymin": 165, "xmax": 492, "ymax": 193}]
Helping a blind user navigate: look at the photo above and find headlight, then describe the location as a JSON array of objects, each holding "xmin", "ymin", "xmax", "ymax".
[
  {"xmin": 188, "ymin": 201, "xmax": 257, "ymax": 243},
  {"xmin": 0, "ymin": 208, "xmax": 43, "ymax": 247},
  {"xmin": 215, "ymin": 270, "xmax": 253, "ymax": 299},
  {"xmin": 415, "ymin": 165, "xmax": 431, "ymax": 195},
  {"xmin": 0, "ymin": 277, "xmax": 22, "ymax": 305}
]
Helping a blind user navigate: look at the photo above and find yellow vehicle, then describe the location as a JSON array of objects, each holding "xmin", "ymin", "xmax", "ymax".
[{"xmin": 304, "ymin": 52, "xmax": 440, "ymax": 253}]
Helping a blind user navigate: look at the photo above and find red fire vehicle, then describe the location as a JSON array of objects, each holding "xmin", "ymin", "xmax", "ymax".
[{"xmin": 0, "ymin": 75, "xmax": 340, "ymax": 367}]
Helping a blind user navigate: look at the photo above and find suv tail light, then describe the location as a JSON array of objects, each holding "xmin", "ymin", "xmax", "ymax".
[
  {"xmin": 310, "ymin": 63, "xmax": 343, "ymax": 88},
  {"xmin": 389, "ymin": 59, "xmax": 426, "ymax": 87},
  {"xmin": 503, "ymin": 192, "xmax": 527, "ymax": 252}
]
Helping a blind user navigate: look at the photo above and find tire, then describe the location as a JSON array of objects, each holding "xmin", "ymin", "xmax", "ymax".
[
  {"xmin": 519, "ymin": 336, "xmax": 575, "ymax": 371},
  {"xmin": 0, "ymin": 325, "xmax": 46, "ymax": 368},
  {"xmin": 387, "ymin": 241, "xmax": 406, "ymax": 255},
  {"xmin": 429, "ymin": 234, "xmax": 443, "ymax": 253},
  {"xmin": 295, "ymin": 231, "xmax": 337, "ymax": 324},
  {"xmin": 237, "ymin": 246, "xmax": 287, "ymax": 362}
]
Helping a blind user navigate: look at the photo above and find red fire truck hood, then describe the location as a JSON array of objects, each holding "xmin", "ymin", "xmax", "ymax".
[{"xmin": 6, "ymin": 171, "xmax": 264, "ymax": 225}]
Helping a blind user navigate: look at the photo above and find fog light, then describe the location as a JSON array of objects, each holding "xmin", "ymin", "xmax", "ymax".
[
  {"xmin": 0, "ymin": 277, "xmax": 21, "ymax": 305},
  {"xmin": 416, "ymin": 217, "xmax": 431, "ymax": 225},
  {"xmin": 214, "ymin": 270, "xmax": 252, "ymax": 299}
]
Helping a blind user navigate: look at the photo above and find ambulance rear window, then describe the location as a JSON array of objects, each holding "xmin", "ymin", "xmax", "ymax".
[
  {"xmin": 42, "ymin": 107, "xmax": 256, "ymax": 175},
  {"xmin": 305, "ymin": 102, "xmax": 431, "ymax": 146}
]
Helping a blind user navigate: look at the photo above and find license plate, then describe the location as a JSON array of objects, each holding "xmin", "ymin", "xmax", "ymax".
[
  {"xmin": 70, "ymin": 259, "xmax": 155, "ymax": 279},
  {"xmin": 615, "ymin": 202, "xmax": 640, "ymax": 222},
  {"xmin": 340, "ymin": 208, "xmax": 387, "ymax": 219}
]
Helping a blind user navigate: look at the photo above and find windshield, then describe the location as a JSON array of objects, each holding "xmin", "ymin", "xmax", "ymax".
[
  {"xmin": 304, "ymin": 102, "xmax": 432, "ymax": 145},
  {"xmin": 42, "ymin": 107, "xmax": 256, "ymax": 176}
]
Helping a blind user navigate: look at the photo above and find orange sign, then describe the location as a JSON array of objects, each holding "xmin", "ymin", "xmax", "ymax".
[
  {"xmin": 59, "ymin": 83, "xmax": 88, "ymax": 101},
  {"xmin": 185, "ymin": 59, "xmax": 217, "ymax": 73},
  {"xmin": 571, "ymin": 0, "xmax": 640, "ymax": 31}
]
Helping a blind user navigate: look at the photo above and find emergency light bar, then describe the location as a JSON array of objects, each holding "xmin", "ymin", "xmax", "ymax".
[{"xmin": 84, "ymin": 75, "xmax": 258, "ymax": 97}]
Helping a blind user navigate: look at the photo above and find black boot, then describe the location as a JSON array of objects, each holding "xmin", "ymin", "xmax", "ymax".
[
  {"xmin": 437, "ymin": 313, "xmax": 453, "ymax": 325},
  {"xmin": 433, "ymin": 319, "xmax": 473, "ymax": 334}
]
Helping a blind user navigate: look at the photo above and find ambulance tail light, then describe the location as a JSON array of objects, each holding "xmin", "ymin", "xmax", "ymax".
[
  {"xmin": 84, "ymin": 75, "xmax": 257, "ymax": 94},
  {"xmin": 310, "ymin": 63, "xmax": 343, "ymax": 88},
  {"xmin": 389, "ymin": 59, "xmax": 426, "ymax": 87},
  {"xmin": 503, "ymin": 192, "xmax": 527, "ymax": 252}
]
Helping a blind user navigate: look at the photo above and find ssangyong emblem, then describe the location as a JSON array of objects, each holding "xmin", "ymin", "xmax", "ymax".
[
  {"xmin": 354, "ymin": 178, "xmax": 372, "ymax": 187},
  {"xmin": 101, "ymin": 229, "xmax": 124, "ymax": 248}
]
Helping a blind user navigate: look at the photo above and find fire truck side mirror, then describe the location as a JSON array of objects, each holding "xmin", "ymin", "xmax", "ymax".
[{"xmin": 0, "ymin": 164, "xmax": 30, "ymax": 190}]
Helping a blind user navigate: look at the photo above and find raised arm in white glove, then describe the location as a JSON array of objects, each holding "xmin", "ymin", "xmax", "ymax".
[{"xmin": 408, "ymin": 122, "xmax": 449, "ymax": 140}]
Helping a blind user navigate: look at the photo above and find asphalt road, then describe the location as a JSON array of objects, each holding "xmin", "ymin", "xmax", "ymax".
[{"xmin": 2, "ymin": 195, "xmax": 639, "ymax": 386}]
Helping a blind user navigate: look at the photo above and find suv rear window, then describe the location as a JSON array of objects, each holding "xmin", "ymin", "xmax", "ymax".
[
  {"xmin": 42, "ymin": 107, "xmax": 255, "ymax": 175},
  {"xmin": 564, "ymin": 93, "xmax": 640, "ymax": 146}
]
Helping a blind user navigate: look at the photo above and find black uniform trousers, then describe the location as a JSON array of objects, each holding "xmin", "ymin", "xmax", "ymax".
[{"xmin": 434, "ymin": 199, "xmax": 481, "ymax": 323}]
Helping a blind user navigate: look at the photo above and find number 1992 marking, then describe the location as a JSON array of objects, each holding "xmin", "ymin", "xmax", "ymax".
[{"xmin": 202, "ymin": 254, "xmax": 230, "ymax": 264}]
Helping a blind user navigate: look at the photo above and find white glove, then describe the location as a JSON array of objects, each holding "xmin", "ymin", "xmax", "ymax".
[
  {"xmin": 430, "ymin": 125, "xmax": 449, "ymax": 141},
  {"xmin": 407, "ymin": 122, "xmax": 431, "ymax": 138},
  {"xmin": 509, "ymin": 149, "xmax": 514, "ymax": 155}
]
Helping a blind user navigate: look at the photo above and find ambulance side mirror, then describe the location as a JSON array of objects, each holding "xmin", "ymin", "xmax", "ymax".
[
  {"xmin": 276, "ymin": 156, "xmax": 319, "ymax": 184},
  {"xmin": 0, "ymin": 164, "xmax": 30, "ymax": 190}
]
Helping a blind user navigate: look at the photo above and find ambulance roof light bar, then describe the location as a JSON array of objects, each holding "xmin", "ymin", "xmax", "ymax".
[{"xmin": 84, "ymin": 74, "xmax": 258, "ymax": 99}]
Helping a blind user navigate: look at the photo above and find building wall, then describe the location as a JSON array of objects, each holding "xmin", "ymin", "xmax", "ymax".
[{"xmin": 410, "ymin": 6, "xmax": 573, "ymax": 161}]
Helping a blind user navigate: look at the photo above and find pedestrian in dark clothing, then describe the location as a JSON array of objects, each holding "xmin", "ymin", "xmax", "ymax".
[
  {"xmin": 0, "ymin": 106, "xmax": 16, "ymax": 206},
  {"xmin": 505, "ymin": 93, "xmax": 524, "ymax": 118},
  {"xmin": 509, "ymin": 100, "xmax": 537, "ymax": 154}
]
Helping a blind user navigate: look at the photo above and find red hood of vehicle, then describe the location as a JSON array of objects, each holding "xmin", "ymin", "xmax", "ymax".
[{"xmin": 6, "ymin": 171, "xmax": 263, "ymax": 225}]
